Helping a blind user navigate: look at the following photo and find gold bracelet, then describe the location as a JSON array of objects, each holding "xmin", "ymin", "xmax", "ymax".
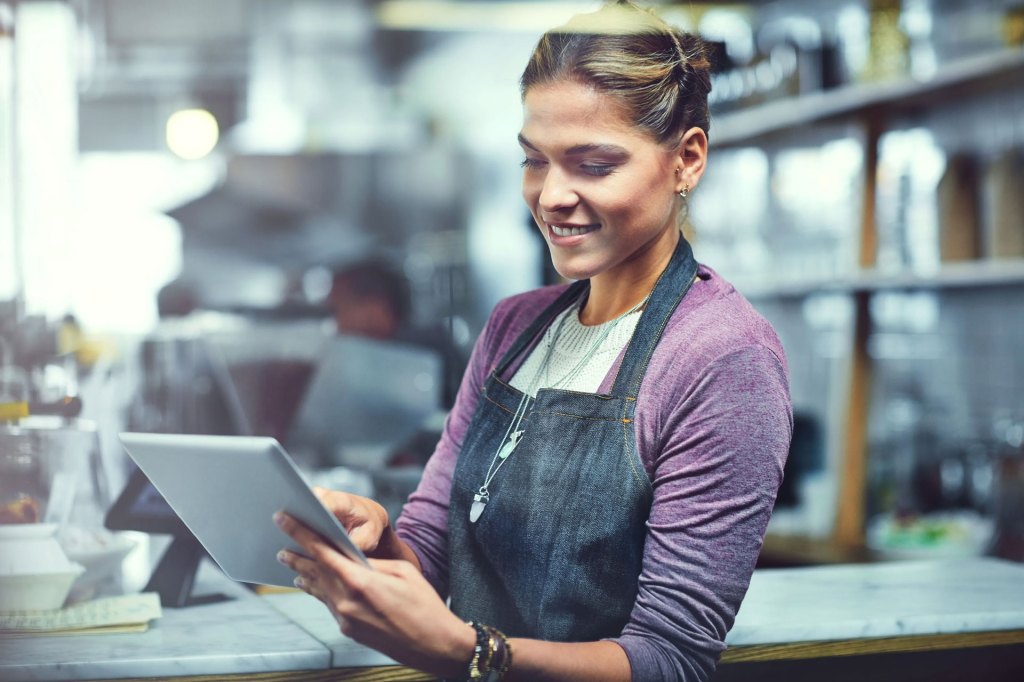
[{"xmin": 482, "ymin": 625, "xmax": 512, "ymax": 677}]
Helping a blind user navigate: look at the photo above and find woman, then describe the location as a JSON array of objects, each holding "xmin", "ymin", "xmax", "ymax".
[{"xmin": 274, "ymin": 2, "xmax": 792, "ymax": 680}]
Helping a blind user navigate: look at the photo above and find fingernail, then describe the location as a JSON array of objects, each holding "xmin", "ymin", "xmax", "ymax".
[
  {"xmin": 273, "ymin": 512, "xmax": 285, "ymax": 526},
  {"xmin": 294, "ymin": 577, "xmax": 305, "ymax": 589},
  {"xmin": 276, "ymin": 551, "xmax": 288, "ymax": 564}
]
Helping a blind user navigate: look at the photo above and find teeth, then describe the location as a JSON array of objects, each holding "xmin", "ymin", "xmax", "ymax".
[{"xmin": 551, "ymin": 224, "xmax": 598, "ymax": 237}]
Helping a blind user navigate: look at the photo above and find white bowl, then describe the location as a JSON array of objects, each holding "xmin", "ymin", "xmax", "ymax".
[
  {"xmin": 60, "ymin": 526, "xmax": 137, "ymax": 600},
  {"xmin": 0, "ymin": 523, "xmax": 85, "ymax": 611},
  {"xmin": 0, "ymin": 523, "xmax": 80, "ymax": 576},
  {"xmin": 0, "ymin": 569, "xmax": 84, "ymax": 611}
]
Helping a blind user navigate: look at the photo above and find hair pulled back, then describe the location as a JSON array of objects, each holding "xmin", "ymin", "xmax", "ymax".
[{"xmin": 520, "ymin": 0, "xmax": 712, "ymax": 146}]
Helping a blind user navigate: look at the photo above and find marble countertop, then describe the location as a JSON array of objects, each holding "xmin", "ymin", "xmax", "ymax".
[
  {"xmin": 726, "ymin": 557, "xmax": 1024, "ymax": 647},
  {"xmin": 263, "ymin": 591, "xmax": 400, "ymax": 668},
  {"xmin": 0, "ymin": 598, "xmax": 328, "ymax": 682},
  {"xmin": 264, "ymin": 557, "xmax": 1024, "ymax": 654},
  {"xmin": 0, "ymin": 566, "xmax": 330, "ymax": 682},
  {"xmin": 3, "ymin": 557, "xmax": 1024, "ymax": 680}
]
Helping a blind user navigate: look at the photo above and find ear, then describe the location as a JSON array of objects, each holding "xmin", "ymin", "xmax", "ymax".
[{"xmin": 673, "ymin": 126, "xmax": 708, "ymax": 193}]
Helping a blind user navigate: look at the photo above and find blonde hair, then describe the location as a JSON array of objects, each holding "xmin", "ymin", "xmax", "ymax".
[{"xmin": 519, "ymin": 0, "xmax": 712, "ymax": 146}]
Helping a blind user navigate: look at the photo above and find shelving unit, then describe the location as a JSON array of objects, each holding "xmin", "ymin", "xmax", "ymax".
[
  {"xmin": 742, "ymin": 258, "xmax": 1024, "ymax": 300},
  {"xmin": 710, "ymin": 47, "xmax": 1024, "ymax": 561},
  {"xmin": 712, "ymin": 48, "xmax": 1024, "ymax": 149}
]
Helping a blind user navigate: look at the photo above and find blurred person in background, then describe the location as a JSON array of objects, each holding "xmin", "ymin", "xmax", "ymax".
[
  {"xmin": 328, "ymin": 257, "xmax": 412, "ymax": 342},
  {"xmin": 276, "ymin": 2, "xmax": 792, "ymax": 680},
  {"xmin": 328, "ymin": 257, "xmax": 465, "ymax": 412},
  {"xmin": 156, "ymin": 277, "xmax": 201, "ymax": 319}
]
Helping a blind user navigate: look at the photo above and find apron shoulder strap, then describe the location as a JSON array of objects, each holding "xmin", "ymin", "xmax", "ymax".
[
  {"xmin": 493, "ymin": 280, "xmax": 589, "ymax": 377},
  {"xmin": 611, "ymin": 237, "xmax": 699, "ymax": 398}
]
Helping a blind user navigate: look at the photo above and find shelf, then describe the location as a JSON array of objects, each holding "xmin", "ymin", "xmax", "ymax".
[
  {"xmin": 711, "ymin": 47, "xmax": 1024, "ymax": 148},
  {"xmin": 759, "ymin": 533, "xmax": 876, "ymax": 566},
  {"xmin": 710, "ymin": 42, "xmax": 1024, "ymax": 557},
  {"xmin": 740, "ymin": 259, "xmax": 1024, "ymax": 300}
]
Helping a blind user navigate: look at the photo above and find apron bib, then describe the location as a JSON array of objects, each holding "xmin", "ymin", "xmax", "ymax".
[{"xmin": 448, "ymin": 237, "xmax": 699, "ymax": 641}]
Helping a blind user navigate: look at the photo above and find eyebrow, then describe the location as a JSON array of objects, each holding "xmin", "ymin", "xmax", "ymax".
[{"xmin": 517, "ymin": 133, "xmax": 629, "ymax": 157}]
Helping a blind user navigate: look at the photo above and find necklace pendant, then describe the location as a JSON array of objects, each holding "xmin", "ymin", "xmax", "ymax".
[
  {"xmin": 498, "ymin": 430, "xmax": 522, "ymax": 460},
  {"xmin": 470, "ymin": 492, "xmax": 488, "ymax": 523}
]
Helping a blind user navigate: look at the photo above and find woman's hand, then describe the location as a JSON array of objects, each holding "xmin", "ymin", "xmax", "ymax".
[
  {"xmin": 311, "ymin": 487, "xmax": 389, "ymax": 554},
  {"xmin": 275, "ymin": 511, "xmax": 474, "ymax": 679},
  {"xmin": 311, "ymin": 487, "xmax": 419, "ymax": 566}
]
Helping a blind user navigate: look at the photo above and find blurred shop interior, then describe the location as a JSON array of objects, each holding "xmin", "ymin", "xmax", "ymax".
[{"xmin": 1, "ymin": 0, "xmax": 1024, "ymax": 604}]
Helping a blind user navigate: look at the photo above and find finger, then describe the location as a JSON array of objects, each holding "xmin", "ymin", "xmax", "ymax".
[
  {"xmin": 277, "ymin": 549, "xmax": 319, "ymax": 578},
  {"xmin": 274, "ymin": 511, "xmax": 338, "ymax": 561},
  {"xmin": 279, "ymin": 550, "xmax": 339, "ymax": 606},
  {"xmin": 313, "ymin": 488, "xmax": 355, "ymax": 515},
  {"xmin": 279, "ymin": 551, "xmax": 328, "ymax": 592},
  {"xmin": 312, "ymin": 486, "xmax": 343, "ymax": 508},
  {"xmin": 277, "ymin": 522, "xmax": 379, "ymax": 590},
  {"xmin": 316, "ymin": 546, "xmax": 376, "ymax": 595},
  {"xmin": 293, "ymin": 574, "xmax": 327, "ymax": 603},
  {"xmin": 347, "ymin": 525, "xmax": 383, "ymax": 552}
]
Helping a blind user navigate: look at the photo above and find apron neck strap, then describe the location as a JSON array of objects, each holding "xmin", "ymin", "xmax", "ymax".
[
  {"xmin": 610, "ymin": 236, "xmax": 699, "ymax": 398},
  {"xmin": 494, "ymin": 280, "xmax": 588, "ymax": 377}
]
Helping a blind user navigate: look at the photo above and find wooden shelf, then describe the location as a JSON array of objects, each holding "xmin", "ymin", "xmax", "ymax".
[
  {"xmin": 711, "ymin": 47, "xmax": 1024, "ymax": 148},
  {"xmin": 740, "ymin": 259, "xmax": 1024, "ymax": 301},
  {"xmin": 759, "ymin": 533, "xmax": 876, "ymax": 567}
]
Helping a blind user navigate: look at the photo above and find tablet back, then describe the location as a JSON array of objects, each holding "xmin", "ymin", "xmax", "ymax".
[{"xmin": 119, "ymin": 432, "xmax": 366, "ymax": 587}]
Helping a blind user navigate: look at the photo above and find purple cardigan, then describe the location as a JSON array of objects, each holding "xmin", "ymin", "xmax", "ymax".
[{"xmin": 395, "ymin": 264, "xmax": 792, "ymax": 681}]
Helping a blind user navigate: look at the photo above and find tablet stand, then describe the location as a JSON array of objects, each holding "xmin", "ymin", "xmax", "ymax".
[
  {"xmin": 146, "ymin": 535, "xmax": 230, "ymax": 608},
  {"xmin": 106, "ymin": 467, "xmax": 233, "ymax": 608}
]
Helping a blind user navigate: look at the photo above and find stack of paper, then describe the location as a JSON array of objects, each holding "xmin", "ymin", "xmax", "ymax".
[{"xmin": 0, "ymin": 593, "xmax": 162, "ymax": 636}]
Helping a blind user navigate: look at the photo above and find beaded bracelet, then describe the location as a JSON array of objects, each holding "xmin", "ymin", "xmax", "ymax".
[
  {"xmin": 464, "ymin": 622, "xmax": 512, "ymax": 681},
  {"xmin": 467, "ymin": 621, "xmax": 489, "ymax": 680}
]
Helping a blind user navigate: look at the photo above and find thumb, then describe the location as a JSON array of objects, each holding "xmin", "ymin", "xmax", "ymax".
[{"xmin": 347, "ymin": 524, "xmax": 384, "ymax": 552}]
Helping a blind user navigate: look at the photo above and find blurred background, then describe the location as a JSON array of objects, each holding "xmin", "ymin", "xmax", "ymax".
[{"xmin": 1, "ymin": 0, "xmax": 1023, "ymax": 582}]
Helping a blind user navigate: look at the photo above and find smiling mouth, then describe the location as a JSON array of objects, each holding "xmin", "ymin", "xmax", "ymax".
[{"xmin": 549, "ymin": 223, "xmax": 600, "ymax": 237}]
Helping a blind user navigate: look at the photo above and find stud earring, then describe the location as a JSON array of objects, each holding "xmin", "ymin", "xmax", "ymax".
[{"xmin": 678, "ymin": 184, "xmax": 689, "ymax": 199}]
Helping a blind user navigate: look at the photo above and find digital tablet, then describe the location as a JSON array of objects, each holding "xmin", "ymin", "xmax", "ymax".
[{"xmin": 118, "ymin": 432, "xmax": 369, "ymax": 587}]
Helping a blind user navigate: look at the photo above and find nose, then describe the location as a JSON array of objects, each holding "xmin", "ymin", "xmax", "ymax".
[{"xmin": 537, "ymin": 166, "xmax": 578, "ymax": 213}]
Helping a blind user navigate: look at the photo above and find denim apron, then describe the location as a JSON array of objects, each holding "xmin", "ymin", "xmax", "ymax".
[{"xmin": 448, "ymin": 237, "xmax": 699, "ymax": 641}]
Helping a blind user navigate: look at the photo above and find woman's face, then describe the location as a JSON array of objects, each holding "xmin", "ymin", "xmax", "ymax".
[{"xmin": 519, "ymin": 79, "xmax": 687, "ymax": 285}]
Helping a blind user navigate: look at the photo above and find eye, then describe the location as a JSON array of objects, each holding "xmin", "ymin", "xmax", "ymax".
[
  {"xmin": 520, "ymin": 158, "xmax": 546, "ymax": 170},
  {"xmin": 581, "ymin": 164, "xmax": 616, "ymax": 177}
]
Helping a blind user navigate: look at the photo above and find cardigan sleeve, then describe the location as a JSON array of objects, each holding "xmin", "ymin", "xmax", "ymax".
[{"xmin": 611, "ymin": 344, "xmax": 792, "ymax": 681}]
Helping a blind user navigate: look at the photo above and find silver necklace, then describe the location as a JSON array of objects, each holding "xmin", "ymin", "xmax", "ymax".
[{"xmin": 469, "ymin": 294, "xmax": 649, "ymax": 523}]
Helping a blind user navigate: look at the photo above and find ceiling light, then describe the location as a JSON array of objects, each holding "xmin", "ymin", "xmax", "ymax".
[
  {"xmin": 376, "ymin": 1, "xmax": 595, "ymax": 32},
  {"xmin": 375, "ymin": 1, "xmax": 741, "ymax": 32},
  {"xmin": 166, "ymin": 108, "xmax": 219, "ymax": 160}
]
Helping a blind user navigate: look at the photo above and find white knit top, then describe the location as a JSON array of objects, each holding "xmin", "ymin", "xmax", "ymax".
[{"xmin": 509, "ymin": 302, "xmax": 643, "ymax": 397}]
